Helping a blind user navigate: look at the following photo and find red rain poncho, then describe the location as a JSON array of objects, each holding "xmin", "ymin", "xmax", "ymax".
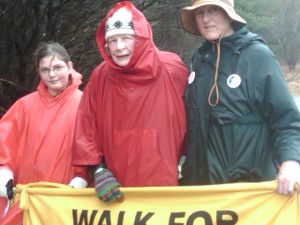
[
  {"xmin": 0, "ymin": 70, "xmax": 86, "ymax": 224},
  {"xmin": 72, "ymin": 1, "xmax": 188, "ymax": 187}
]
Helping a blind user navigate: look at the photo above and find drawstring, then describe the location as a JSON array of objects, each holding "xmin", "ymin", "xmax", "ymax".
[
  {"xmin": 208, "ymin": 40, "xmax": 221, "ymax": 107},
  {"xmin": 208, "ymin": 24, "xmax": 227, "ymax": 107}
]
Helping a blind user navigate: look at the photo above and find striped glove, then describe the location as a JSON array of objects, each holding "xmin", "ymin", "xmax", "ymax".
[{"xmin": 94, "ymin": 168, "xmax": 123, "ymax": 202}]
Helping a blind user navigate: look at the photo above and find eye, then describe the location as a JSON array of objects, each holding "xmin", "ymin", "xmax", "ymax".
[
  {"xmin": 53, "ymin": 65, "xmax": 65, "ymax": 71},
  {"xmin": 39, "ymin": 68, "xmax": 49, "ymax": 74},
  {"xmin": 108, "ymin": 39, "xmax": 117, "ymax": 45},
  {"xmin": 196, "ymin": 10, "xmax": 204, "ymax": 16},
  {"xmin": 122, "ymin": 37, "xmax": 131, "ymax": 42},
  {"xmin": 208, "ymin": 7, "xmax": 218, "ymax": 13}
]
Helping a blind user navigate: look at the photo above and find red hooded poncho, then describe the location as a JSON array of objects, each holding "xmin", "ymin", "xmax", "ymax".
[
  {"xmin": 72, "ymin": 1, "xmax": 188, "ymax": 187},
  {"xmin": 0, "ymin": 70, "xmax": 85, "ymax": 225}
]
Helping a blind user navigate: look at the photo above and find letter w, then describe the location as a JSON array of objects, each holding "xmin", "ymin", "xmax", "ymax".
[{"xmin": 73, "ymin": 209, "xmax": 98, "ymax": 225}]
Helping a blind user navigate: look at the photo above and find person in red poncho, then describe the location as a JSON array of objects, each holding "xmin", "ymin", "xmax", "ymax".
[
  {"xmin": 72, "ymin": 1, "xmax": 188, "ymax": 202},
  {"xmin": 0, "ymin": 42, "xmax": 89, "ymax": 224}
]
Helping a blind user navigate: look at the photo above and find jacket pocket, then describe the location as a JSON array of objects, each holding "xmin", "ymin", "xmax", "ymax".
[{"xmin": 112, "ymin": 129, "xmax": 176, "ymax": 186}]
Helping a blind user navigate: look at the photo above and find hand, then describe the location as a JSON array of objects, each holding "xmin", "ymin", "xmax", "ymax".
[
  {"xmin": 178, "ymin": 155, "xmax": 186, "ymax": 179},
  {"xmin": 277, "ymin": 160, "xmax": 300, "ymax": 195},
  {"xmin": 6, "ymin": 179, "xmax": 14, "ymax": 200},
  {"xmin": 0, "ymin": 166, "xmax": 14, "ymax": 200},
  {"xmin": 69, "ymin": 176, "xmax": 88, "ymax": 188},
  {"xmin": 94, "ymin": 168, "xmax": 123, "ymax": 202}
]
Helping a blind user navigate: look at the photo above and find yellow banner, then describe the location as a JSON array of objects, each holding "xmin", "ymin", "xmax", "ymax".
[{"xmin": 15, "ymin": 181, "xmax": 299, "ymax": 225}]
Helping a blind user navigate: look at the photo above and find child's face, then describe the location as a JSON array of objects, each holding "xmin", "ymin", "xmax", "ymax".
[{"xmin": 38, "ymin": 56, "xmax": 72, "ymax": 96}]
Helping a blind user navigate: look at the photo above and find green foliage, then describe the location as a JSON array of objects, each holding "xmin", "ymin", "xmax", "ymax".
[
  {"xmin": 236, "ymin": 0, "xmax": 300, "ymax": 68},
  {"xmin": 236, "ymin": 0, "xmax": 274, "ymax": 36}
]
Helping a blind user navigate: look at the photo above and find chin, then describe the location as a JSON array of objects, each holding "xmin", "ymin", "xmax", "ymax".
[
  {"xmin": 116, "ymin": 61, "xmax": 130, "ymax": 67},
  {"xmin": 204, "ymin": 35, "xmax": 220, "ymax": 42}
]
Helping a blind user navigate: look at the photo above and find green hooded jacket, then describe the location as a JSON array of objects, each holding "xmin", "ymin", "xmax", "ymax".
[{"xmin": 181, "ymin": 28, "xmax": 300, "ymax": 185}]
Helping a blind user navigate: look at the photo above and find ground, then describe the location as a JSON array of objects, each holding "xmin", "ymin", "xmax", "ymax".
[{"xmin": 283, "ymin": 62, "xmax": 300, "ymax": 94}]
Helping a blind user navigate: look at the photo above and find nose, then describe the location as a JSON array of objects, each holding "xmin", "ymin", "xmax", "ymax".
[
  {"xmin": 48, "ymin": 69, "xmax": 56, "ymax": 77},
  {"xmin": 203, "ymin": 11, "xmax": 210, "ymax": 22},
  {"xmin": 116, "ymin": 39, "xmax": 125, "ymax": 50}
]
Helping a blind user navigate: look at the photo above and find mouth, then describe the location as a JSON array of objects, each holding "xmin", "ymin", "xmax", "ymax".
[
  {"xmin": 205, "ymin": 25, "xmax": 214, "ymax": 29},
  {"xmin": 49, "ymin": 80, "xmax": 59, "ymax": 83},
  {"xmin": 116, "ymin": 53, "xmax": 130, "ymax": 58}
]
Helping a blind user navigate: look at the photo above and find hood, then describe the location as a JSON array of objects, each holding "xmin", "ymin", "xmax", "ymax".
[
  {"xmin": 96, "ymin": 1, "xmax": 163, "ymax": 86},
  {"xmin": 223, "ymin": 27, "xmax": 265, "ymax": 51},
  {"xmin": 201, "ymin": 28, "xmax": 265, "ymax": 53},
  {"xmin": 37, "ymin": 68, "xmax": 82, "ymax": 106}
]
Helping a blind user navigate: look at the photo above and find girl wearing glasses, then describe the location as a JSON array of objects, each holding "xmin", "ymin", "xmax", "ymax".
[{"xmin": 0, "ymin": 42, "xmax": 88, "ymax": 225}]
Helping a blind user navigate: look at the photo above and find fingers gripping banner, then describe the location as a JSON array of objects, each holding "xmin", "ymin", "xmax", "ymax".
[{"xmin": 14, "ymin": 181, "xmax": 299, "ymax": 225}]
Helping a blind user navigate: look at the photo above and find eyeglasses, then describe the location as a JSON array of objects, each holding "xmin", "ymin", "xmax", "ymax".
[{"xmin": 38, "ymin": 65, "xmax": 66, "ymax": 75}]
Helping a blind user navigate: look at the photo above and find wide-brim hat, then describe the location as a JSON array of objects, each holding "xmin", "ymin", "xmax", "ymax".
[{"xmin": 180, "ymin": 0, "xmax": 247, "ymax": 35}]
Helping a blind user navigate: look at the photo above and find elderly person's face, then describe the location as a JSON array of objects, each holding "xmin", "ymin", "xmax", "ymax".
[
  {"xmin": 107, "ymin": 34, "xmax": 135, "ymax": 67},
  {"xmin": 194, "ymin": 5, "xmax": 234, "ymax": 41}
]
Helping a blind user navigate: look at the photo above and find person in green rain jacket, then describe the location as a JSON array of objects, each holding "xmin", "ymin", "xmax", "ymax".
[{"xmin": 179, "ymin": 0, "xmax": 300, "ymax": 195}]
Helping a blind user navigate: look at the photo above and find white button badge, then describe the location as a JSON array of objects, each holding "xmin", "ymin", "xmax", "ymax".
[
  {"xmin": 227, "ymin": 74, "xmax": 241, "ymax": 88},
  {"xmin": 188, "ymin": 71, "xmax": 196, "ymax": 84}
]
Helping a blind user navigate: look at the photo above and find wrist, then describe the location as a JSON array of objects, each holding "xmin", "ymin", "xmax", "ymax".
[
  {"xmin": 281, "ymin": 160, "xmax": 300, "ymax": 168},
  {"xmin": 95, "ymin": 167, "xmax": 105, "ymax": 174},
  {"xmin": 89, "ymin": 161, "xmax": 107, "ymax": 179}
]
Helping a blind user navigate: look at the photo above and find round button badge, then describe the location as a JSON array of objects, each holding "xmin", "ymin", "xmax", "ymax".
[
  {"xmin": 188, "ymin": 71, "xmax": 195, "ymax": 84},
  {"xmin": 227, "ymin": 74, "xmax": 241, "ymax": 88}
]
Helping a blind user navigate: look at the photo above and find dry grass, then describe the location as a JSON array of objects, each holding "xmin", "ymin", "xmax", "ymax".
[{"xmin": 282, "ymin": 61, "xmax": 300, "ymax": 94}]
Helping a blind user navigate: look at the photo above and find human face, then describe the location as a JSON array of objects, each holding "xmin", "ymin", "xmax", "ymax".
[
  {"xmin": 107, "ymin": 34, "xmax": 135, "ymax": 67},
  {"xmin": 38, "ymin": 56, "xmax": 72, "ymax": 96},
  {"xmin": 194, "ymin": 5, "xmax": 234, "ymax": 41}
]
